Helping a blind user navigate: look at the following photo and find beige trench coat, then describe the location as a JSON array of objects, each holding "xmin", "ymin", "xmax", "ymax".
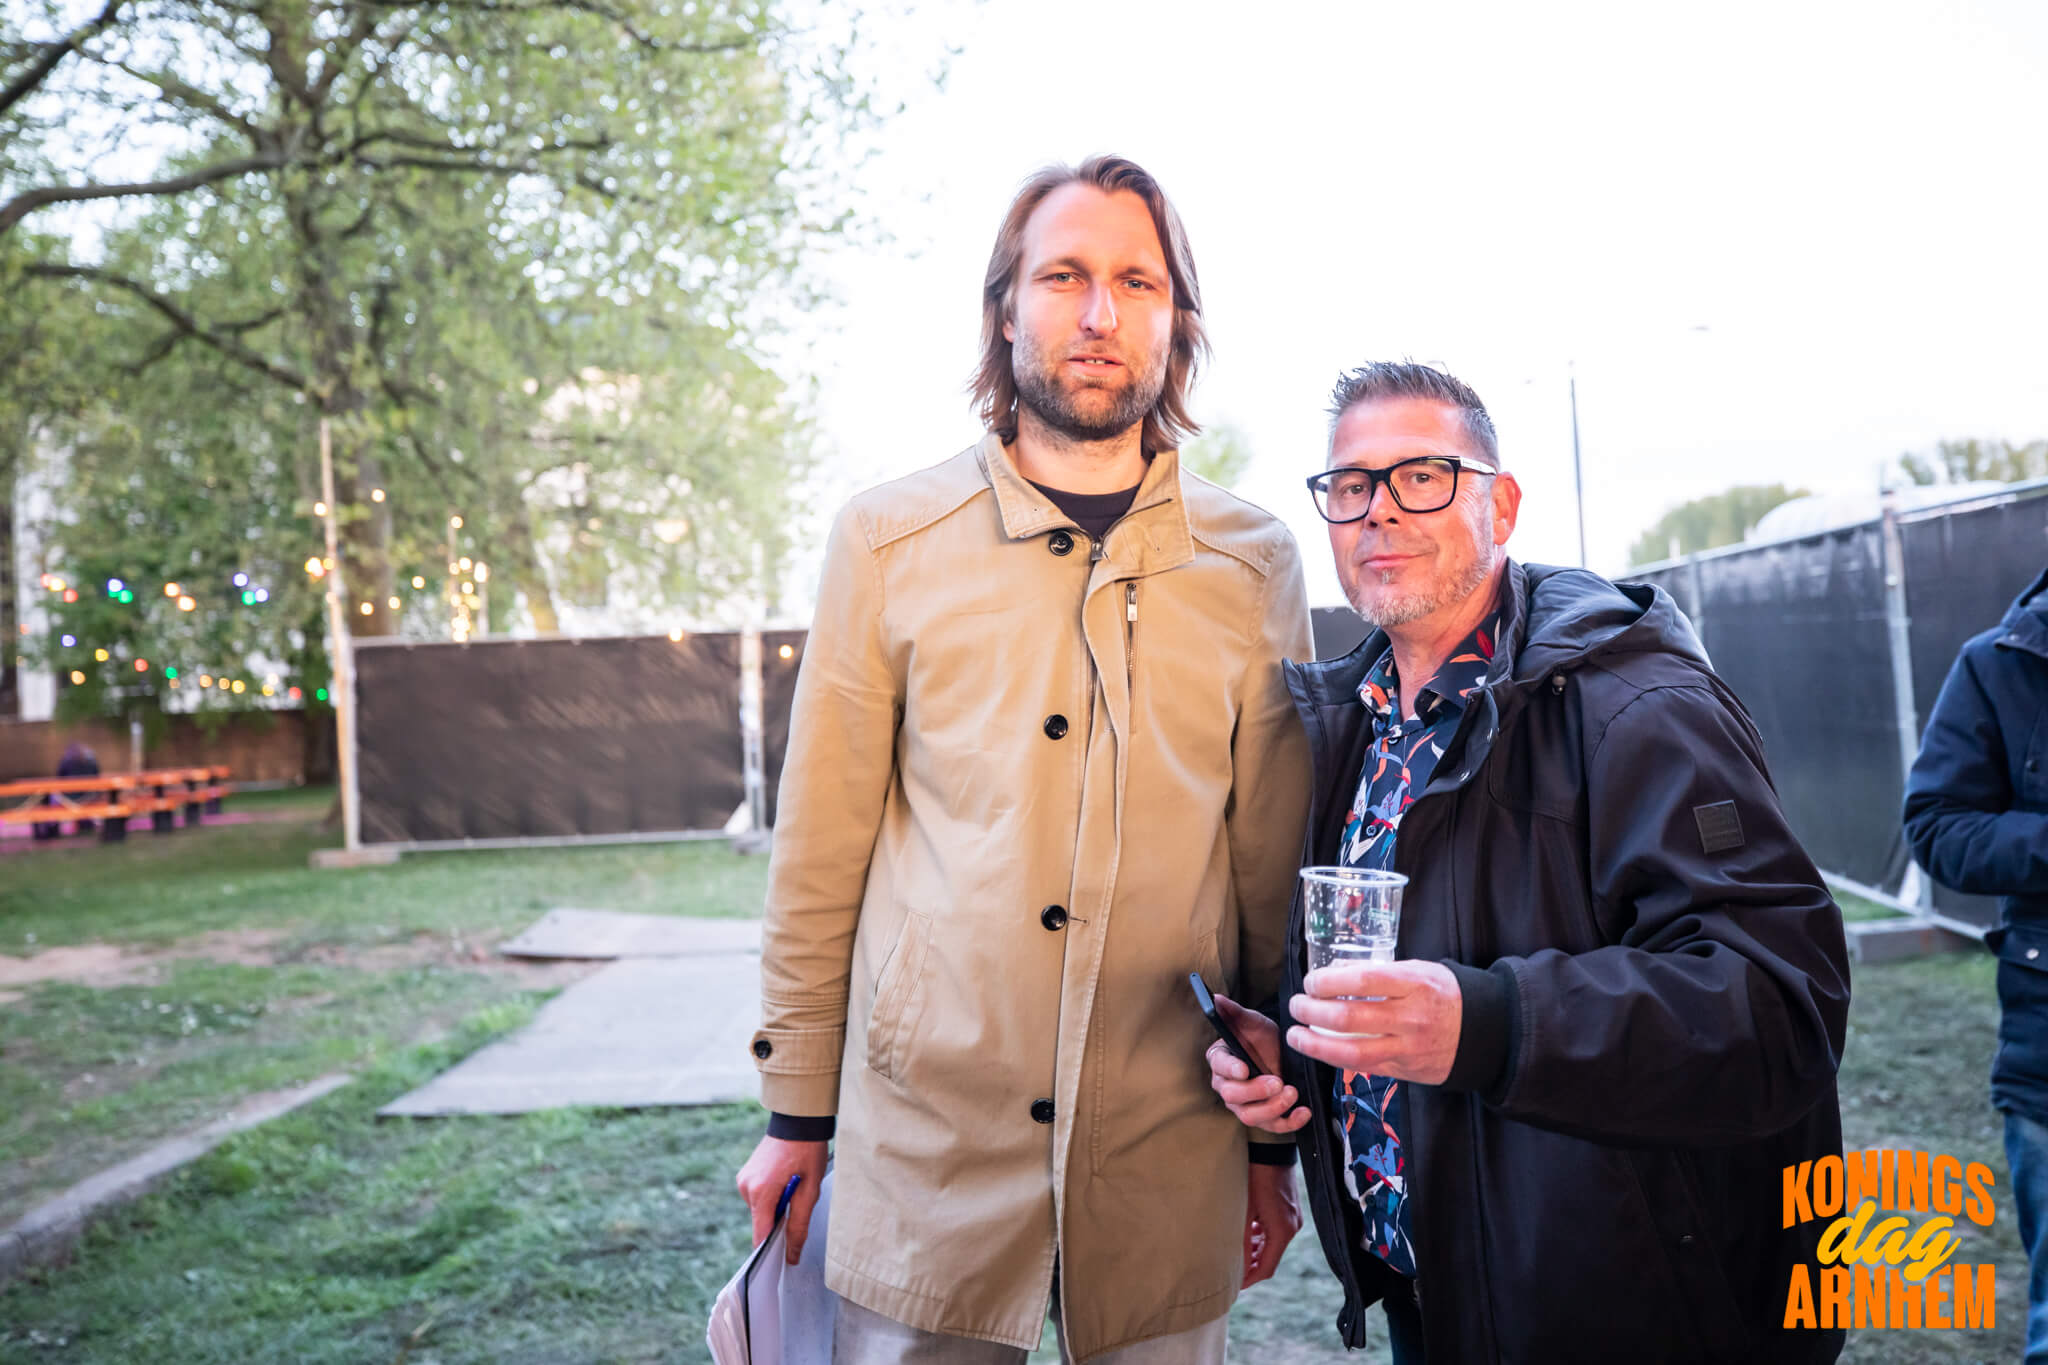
[{"xmin": 752, "ymin": 434, "xmax": 1311, "ymax": 1359}]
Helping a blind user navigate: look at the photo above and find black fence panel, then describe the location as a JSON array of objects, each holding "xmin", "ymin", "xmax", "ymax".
[
  {"xmin": 356, "ymin": 633, "xmax": 743, "ymax": 844},
  {"xmin": 760, "ymin": 629, "xmax": 806, "ymax": 829},
  {"xmin": 1634, "ymin": 528, "xmax": 1908, "ymax": 894},
  {"xmin": 1310, "ymin": 607, "xmax": 1369, "ymax": 662}
]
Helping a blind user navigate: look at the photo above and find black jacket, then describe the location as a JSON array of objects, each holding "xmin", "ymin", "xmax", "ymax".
[
  {"xmin": 1280, "ymin": 561, "xmax": 1849, "ymax": 1364},
  {"xmin": 1903, "ymin": 564, "xmax": 2048, "ymax": 1123}
]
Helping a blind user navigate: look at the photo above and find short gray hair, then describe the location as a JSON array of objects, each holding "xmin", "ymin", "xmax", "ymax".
[{"xmin": 1326, "ymin": 361, "xmax": 1500, "ymax": 468}]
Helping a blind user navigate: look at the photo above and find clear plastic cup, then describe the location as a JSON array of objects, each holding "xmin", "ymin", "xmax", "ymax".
[{"xmin": 1300, "ymin": 866, "xmax": 1406, "ymax": 1037}]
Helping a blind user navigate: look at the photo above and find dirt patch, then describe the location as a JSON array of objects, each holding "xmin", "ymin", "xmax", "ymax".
[
  {"xmin": 0, "ymin": 929, "xmax": 286, "ymax": 992},
  {"xmin": 0, "ymin": 929, "xmax": 600, "ymax": 998}
]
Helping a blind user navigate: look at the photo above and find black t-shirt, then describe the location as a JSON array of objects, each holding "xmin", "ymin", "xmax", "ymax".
[{"xmin": 1030, "ymin": 480, "xmax": 1141, "ymax": 543}]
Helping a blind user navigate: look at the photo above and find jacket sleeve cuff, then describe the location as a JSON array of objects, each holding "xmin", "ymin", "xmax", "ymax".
[
  {"xmin": 767, "ymin": 1111, "xmax": 837, "ymax": 1142},
  {"xmin": 1440, "ymin": 959, "xmax": 1519, "ymax": 1099},
  {"xmin": 758, "ymin": 1067, "xmax": 843, "ymax": 1118},
  {"xmin": 1247, "ymin": 1137, "xmax": 1299, "ymax": 1167}
]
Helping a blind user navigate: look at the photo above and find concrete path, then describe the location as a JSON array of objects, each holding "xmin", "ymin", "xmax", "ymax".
[
  {"xmin": 380, "ymin": 955, "xmax": 760, "ymax": 1115},
  {"xmin": 0, "ymin": 1074, "xmax": 352, "ymax": 1285},
  {"xmin": 380, "ymin": 911, "xmax": 764, "ymax": 1116},
  {"xmin": 498, "ymin": 907, "xmax": 760, "ymax": 959}
]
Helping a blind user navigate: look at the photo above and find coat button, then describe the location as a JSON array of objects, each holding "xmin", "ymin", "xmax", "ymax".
[
  {"xmin": 1041, "ymin": 904, "xmax": 1068, "ymax": 931},
  {"xmin": 1043, "ymin": 714, "xmax": 1069, "ymax": 740},
  {"xmin": 752, "ymin": 1038, "xmax": 772, "ymax": 1059},
  {"xmin": 1030, "ymin": 1098, "xmax": 1056, "ymax": 1124},
  {"xmin": 2030, "ymin": 949, "xmax": 2040, "ymax": 961},
  {"xmin": 1048, "ymin": 530, "xmax": 1075, "ymax": 556}
]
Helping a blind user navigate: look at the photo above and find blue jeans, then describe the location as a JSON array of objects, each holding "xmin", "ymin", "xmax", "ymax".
[{"xmin": 2006, "ymin": 1110, "xmax": 2048, "ymax": 1364}]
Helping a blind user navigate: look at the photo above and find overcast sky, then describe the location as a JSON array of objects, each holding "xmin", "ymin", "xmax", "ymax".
[{"xmin": 794, "ymin": 0, "xmax": 2048, "ymax": 610}]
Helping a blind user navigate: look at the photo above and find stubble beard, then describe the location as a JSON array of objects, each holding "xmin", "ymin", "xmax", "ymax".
[
  {"xmin": 1347, "ymin": 500, "xmax": 1499, "ymax": 629},
  {"xmin": 1011, "ymin": 328, "xmax": 1169, "ymax": 445}
]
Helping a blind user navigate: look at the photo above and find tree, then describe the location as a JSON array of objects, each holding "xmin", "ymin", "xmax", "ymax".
[
  {"xmin": 2, "ymin": 0, "xmax": 908, "ymax": 684},
  {"xmin": 1180, "ymin": 421, "xmax": 1252, "ymax": 489},
  {"xmin": 1897, "ymin": 438, "xmax": 2048, "ymax": 488},
  {"xmin": 1625, "ymin": 484, "xmax": 1808, "ymax": 567}
]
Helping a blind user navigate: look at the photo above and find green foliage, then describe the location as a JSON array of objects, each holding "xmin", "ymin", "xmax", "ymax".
[
  {"xmin": 1897, "ymin": 438, "xmax": 2048, "ymax": 488},
  {"xmin": 1181, "ymin": 420, "xmax": 1253, "ymax": 490},
  {"xmin": 1625, "ymin": 483, "xmax": 1808, "ymax": 567},
  {"xmin": 1, "ymin": 0, "xmax": 927, "ymax": 714}
]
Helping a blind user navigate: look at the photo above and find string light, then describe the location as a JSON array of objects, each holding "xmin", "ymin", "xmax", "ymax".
[
  {"xmin": 314, "ymin": 501, "xmax": 328, "ymax": 517},
  {"xmin": 60, "ymin": 634, "xmax": 74, "ymax": 647},
  {"xmin": 779, "ymin": 644, "xmax": 795, "ymax": 660},
  {"xmin": 164, "ymin": 582, "xmax": 180, "ymax": 597},
  {"xmin": 134, "ymin": 659, "xmax": 148, "ymax": 672},
  {"xmin": 449, "ymin": 514, "xmax": 463, "ymax": 529},
  {"xmin": 387, "ymin": 596, "xmax": 400, "ymax": 609},
  {"xmin": 68, "ymin": 670, "xmax": 84, "ymax": 685},
  {"xmin": 232, "ymin": 572, "xmax": 248, "ymax": 587},
  {"xmin": 315, "ymin": 687, "xmax": 328, "ymax": 702},
  {"xmin": 462, "ymin": 581, "xmax": 474, "ymax": 594},
  {"xmin": 411, "ymin": 576, "xmax": 425, "ymax": 589},
  {"xmin": 200, "ymin": 675, "xmax": 213, "ymax": 687},
  {"xmin": 371, "ymin": 488, "xmax": 386, "ymax": 503},
  {"xmin": 473, "ymin": 563, "xmax": 489, "ymax": 583},
  {"xmin": 668, "ymin": 627, "xmax": 684, "ymax": 642},
  {"xmin": 359, "ymin": 602, "xmax": 373, "ymax": 615},
  {"xmin": 261, "ymin": 683, "xmax": 275, "ymax": 696},
  {"xmin": 94, "ymin": 648, "xmax": 109, "ymax": 662},
  {"xmin": 164, "ymin": 667, "xmax": 177, "ymax": 679},
  {"xmin": 63, "ymin": 589, "xmax": 76, "ymax": 602},
  {"xmin": 458, "ymin": 556, "xmax": 472, "ymax": 571},
  {"xmin": 106, "ymin": 578, "xmax": 124, "ymax": 594},
  {"xmin": 288, "ymin": 686, "xmax": 302, "ymax": 700},
  {"xmin": 231, "ymin": 679, "xmax": 246, "ymax": 694},
  {"xmin": 177, "ymin": 596, "xmax": 196, "ymax": 612}
]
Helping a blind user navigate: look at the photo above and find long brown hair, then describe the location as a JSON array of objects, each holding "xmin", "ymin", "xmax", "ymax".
[{"xmin": 970, "ymin": 155, "xmax": 1208, "ymax": 455}]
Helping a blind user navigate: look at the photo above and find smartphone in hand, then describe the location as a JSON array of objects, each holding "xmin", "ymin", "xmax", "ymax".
[{"xmin": 1189, "ymin": 973, "xmax": 1266, "ymax": 1078}]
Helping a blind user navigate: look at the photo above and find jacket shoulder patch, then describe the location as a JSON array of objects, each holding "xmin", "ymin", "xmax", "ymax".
[{"xmin": 1693, "ymin": 800, "xmax": 1745, "ymax": 855}]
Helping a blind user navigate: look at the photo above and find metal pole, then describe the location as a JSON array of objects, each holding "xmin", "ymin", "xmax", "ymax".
[
  {"xmin": 1569, "ymin": 370, "xmax": 1588, "ymax": 569},
  {"xmin": 739, "ymin": 628, "xmax": 767, "ymax": 837},
  {"xmin": 1878, "ymin": 491, "xmax": 1931, "ymax": 909},
  {"xmin": 319, "ymin": 417, "xmax": 361, "ymax": 853}
]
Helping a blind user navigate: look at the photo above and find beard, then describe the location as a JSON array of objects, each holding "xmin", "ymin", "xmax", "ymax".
[
  {"xmin": 1010, "ymin": 327, "xmax": 1169, "ymax": 444},
  {"xmin": 1346, "ymin": 498, "xmax": 1499, "ymax": 628}
]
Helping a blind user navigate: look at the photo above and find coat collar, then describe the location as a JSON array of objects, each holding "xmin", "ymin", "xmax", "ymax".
[{"xmin": 975, "ymin": 431, "xmax": 1195, "ymax": 575}]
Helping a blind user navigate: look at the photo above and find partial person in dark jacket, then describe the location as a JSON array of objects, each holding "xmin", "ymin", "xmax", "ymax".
[
  {"xmin": 1903, "ymin": 563, "xmax": 2048, "ymax": 1364},
  {"xmin": 1207, "ymin": 362, "xmax": 1851, "ymax": 1363},
  {"xmin": 34, "ymin": 742, "xmax": 100, "ymax": 839}
]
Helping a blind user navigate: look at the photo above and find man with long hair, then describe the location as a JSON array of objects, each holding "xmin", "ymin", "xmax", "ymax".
[{"xmin": 736, "ymin": 156, "xmax": 1312, "ymax": 1362}]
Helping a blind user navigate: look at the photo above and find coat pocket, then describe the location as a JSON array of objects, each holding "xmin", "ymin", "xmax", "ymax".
[
  {"xmin": 864, "ymin": 910, "xmax": 933, "ymax": 1082},
  {"xmin": 1090, "ymin": 929, "xmax": 1230, "ymax": 1176}
]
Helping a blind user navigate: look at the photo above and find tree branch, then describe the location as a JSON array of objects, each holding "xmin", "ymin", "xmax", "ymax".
[
  {"xmin": 24, "ymin": 264, "xmax": 313, "ymax": 393},
  {"xmin": 0, "ymin": 155, "xmax": 283, "ymax": 236},
  {"xmin": 106, "ymin": 58, "xmax": 262, "ymax": 142},
  {"xmin": 355, "ymin": 0, "xmax": 764, "ymax": 54},
  {"xmin": 0, "ymin": 0, "xmax": 123, "ymax": 120}
]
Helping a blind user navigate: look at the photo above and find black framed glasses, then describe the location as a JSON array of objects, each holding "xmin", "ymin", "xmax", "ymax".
[{"xmin": 1305, "ymin": 457, "xmax": 1495, "ymax": 522}]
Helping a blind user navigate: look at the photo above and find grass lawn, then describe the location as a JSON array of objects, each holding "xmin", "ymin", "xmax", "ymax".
[{"xmin": 0, "ymin": 794, "xmax": 2028, "ymax": 1361}]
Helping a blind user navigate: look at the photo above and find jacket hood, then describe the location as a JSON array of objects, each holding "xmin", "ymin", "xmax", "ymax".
[
  {"xmin": 1997, "ymin": 564, "xmax": 2048, "ymax": 658},
  {"xmin": 1290, "ymin": 560, "xmax": 1708, "ymax": 705},
  {"xmin": 1514, "ymin": 563, "xmax": 1710, "ymax": 683}
]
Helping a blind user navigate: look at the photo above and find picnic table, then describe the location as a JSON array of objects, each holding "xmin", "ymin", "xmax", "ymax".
[{"xmin": 0, "ymin": 765, "xmax": 231, "ymax": 842}]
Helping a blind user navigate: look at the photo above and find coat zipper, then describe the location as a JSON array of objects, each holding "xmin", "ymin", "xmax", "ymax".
[{"xmin": 1123, "ymin": 581, "xmax": 1137, "ymax": 688}]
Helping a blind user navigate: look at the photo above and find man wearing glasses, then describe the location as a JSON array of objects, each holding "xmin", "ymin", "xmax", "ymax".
[{"xmin": 1206, "ymin": 362, "xmax": 1851, "ymax": 1361}]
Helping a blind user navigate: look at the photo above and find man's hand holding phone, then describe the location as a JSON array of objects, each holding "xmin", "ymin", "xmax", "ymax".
[{"xmin": 1205, "ymin": 991, "xmax": 1311, "ymax": 1135}]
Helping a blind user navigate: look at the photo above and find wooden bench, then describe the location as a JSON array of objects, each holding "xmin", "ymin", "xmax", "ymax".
[{"xmin": 0, "ymin": 767, "xmax": 232, "ymax": 841}]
